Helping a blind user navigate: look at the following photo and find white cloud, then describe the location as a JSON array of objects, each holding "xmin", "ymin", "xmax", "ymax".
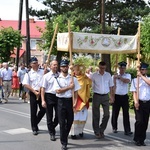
[
  {"xmin": 0, "ymin": 0, "xmax": 47, "ymax": 20},
  {"xmin": 0, "ymin": 0, "xmax": 149, "ymax": 20}
]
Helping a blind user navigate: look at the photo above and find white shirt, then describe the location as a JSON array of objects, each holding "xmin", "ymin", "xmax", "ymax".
[
  {"xmin": 130, "ymin": 77, "xmax": 150, "ymax": 101},
  {"xmin": 91, "ymin": 71, "xmax": 114, "ymax": 94},
  {"xmin": 17, "ymin": 68, "xmax": 27, "ymax": 83},
  {"xmin": 1, "ymin": 68, "xmax": 12, "ymax": 80},
  {"xmin": 53, "ymin": 73, "xmax": 80, "ymax": 98},
  {"xmin": 41, "ymin": 71, "xmax": 59, "ymax": 94},
  {"xmin": 113, "ymin": 73, "xmax": 131, "ymax": 95},
  {"xmin": 22, "ymin": 68, "xmax": 44, "ymax": 91}
]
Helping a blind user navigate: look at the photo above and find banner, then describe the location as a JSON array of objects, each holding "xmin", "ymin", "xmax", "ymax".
[{"xmin": 57, "ymin": 32, "xmax": 138, "ymax": 54}]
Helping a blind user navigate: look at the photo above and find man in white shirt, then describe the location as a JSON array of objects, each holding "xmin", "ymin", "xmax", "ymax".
[
  {"xmin": 17, "ymin": 63, "xmax": 27, "ymax": 100},
  {"xmin": 130, "ymin": 62, "xmax": 150, "ymax": 146},
  {"xmin": 22, "ymin": 57, "xmax": 45, "ymax": 136},
  {"xmin": 111, "ymin": 61, "xmax": 132, "ymax": 135},
  {"xmin": 91, "ymin": 61, "xmax": 114, "ymax": 138},
  {"xmin": 41, "ymin": 60, "xmax": 59, "ymax": 141},
  {"xmin": 53, "ymin": 59, "xmax": 80, "ymax": 150},
  {"xmin": 0, "ymin": 62, "xmax": 12, "ymax": 103}
]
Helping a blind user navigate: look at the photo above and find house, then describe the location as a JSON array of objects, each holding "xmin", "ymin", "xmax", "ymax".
[{"xmin": 0, "ymin": 18, "xmax": 46, "ymax": 65}]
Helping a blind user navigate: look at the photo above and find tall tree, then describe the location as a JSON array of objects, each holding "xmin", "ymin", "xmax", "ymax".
[
  {"xmin": 37, "ymin": 15, "xmax": 80, "ymax": 62},
  {"xmin": 140, "ymin": 14, "xmax": 150, "ymax": 62},
  {"xmin": 30, "ymin": 0, "xmax": 149, "ymax": 34},
  {"xmin": 29, "ymin": 0, "xmax": 150, "ymax": 70},
  {"xmin": 106, "ymin": 0, "xmax": 150, "ymax": 35},
  {"xmin": 0, "ymin": 27, "xmax": 23, "ymax": 62}
]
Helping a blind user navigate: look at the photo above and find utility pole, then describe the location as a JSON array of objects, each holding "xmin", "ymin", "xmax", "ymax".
[
  {"xmin": 101, "ymin": 0, "xmax": 105, "ymax": 34},
  {"xmin": 25, "ymin": 0, "xmax": 31, "ymax": 67},
  {"xmin": 16, "ymin": 0, "xmax": 23, "ymax": 70},
  {"xmin": 101, "ymin": 0, "xmax": 111, "ymax": 73}
]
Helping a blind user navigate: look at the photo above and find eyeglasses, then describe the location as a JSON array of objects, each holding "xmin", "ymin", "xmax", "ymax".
[{"xmin": 140, "ymin": 69, "xmax": 147, "ymax": 71}]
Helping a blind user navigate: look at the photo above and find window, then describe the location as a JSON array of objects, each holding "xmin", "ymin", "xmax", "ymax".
[{"xmin": 30, "ymin": 39, "xmax": 36, "ymax": 50}]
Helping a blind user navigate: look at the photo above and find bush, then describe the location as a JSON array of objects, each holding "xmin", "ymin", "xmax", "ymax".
[
  {"xmin": 128, "ymin": 90, "xmax": 134, "ymax": 109},
  {"xmin": 126, "ymin": 68, "xmax": 137, "ymax": 79},
  {"xmin": 73, "ymin": 55, "xmax": 93, "ymax": 68}
]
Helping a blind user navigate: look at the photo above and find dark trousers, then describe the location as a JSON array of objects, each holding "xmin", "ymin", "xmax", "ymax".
[
  {"xmin": 92, "ymin": 93, "xmax": 110, "ymax": 134},
  {"xmin": 0, "ymin": 86, "xmax": 4, "ymax": 98},
  {"xmin": 2, "ymin": 87, "xmax": 4, "ymax": 98},
  {"xmin": 30, "ymin": 92, "xmax": 46, "ymax": 131},
  {"xmin": 19, "ymin": 83, "xmax": 23, "ymax": 97},
  {"xmin": 111, "ymin": 94, "xmax": 131, "ymax": 133},
  {"xmin": 58, "ymin": 98, "xmax": 73, "ymax": 146},
  {"xmin": 45, "ymin": 93, "xmax": 58, "ymax": 136},
  {"xmin": 134, "ymin": 100, "xmax": 150, "ymax": 143}
]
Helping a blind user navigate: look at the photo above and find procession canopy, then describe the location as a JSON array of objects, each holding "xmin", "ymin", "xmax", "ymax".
[{"xmin": 57, "ymin": 32, "xmax": 138, "ymax": 54}]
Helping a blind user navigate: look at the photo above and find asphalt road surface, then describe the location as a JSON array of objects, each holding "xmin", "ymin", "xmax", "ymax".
[{"xmin": 0, "ymin": 96, "xmax": 150, "ymax": 150}]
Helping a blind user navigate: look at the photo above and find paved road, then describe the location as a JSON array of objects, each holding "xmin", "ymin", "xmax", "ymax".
[{"xmin": 0, "ymin": 96, "xmax": 150, "ymax": 150}]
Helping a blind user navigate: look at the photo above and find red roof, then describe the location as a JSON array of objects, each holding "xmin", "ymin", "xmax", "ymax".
[
  {"xmin": 0, "ymin": 19, "xmax": 46, "ymax": 38},
  {"xmin": 10, "ymin": 49, "xmax": 25, "ymax": 58}
]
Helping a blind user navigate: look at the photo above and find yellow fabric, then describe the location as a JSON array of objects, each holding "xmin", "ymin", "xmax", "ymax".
[{"xmin": 76, "ymin": 74, "xmax": 91, "ymax": 111}]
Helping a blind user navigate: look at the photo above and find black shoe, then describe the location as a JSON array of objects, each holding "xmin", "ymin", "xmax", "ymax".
[
  {"xmin": 95, "ymin": 133, "xmax": 100, "ymax": 139},
  {"xmin": 124, "ymin": 131, "xmax": 133, "ymax": 136},
  {"xmin": 71, "ymin": 135, "xmax": 77, "ymax": 139},
  {"xmin": 33, "ymin": 131, "xmax": 38, "ymax": 136},
  {"xmin": 141, "ymin": 142, "xmax": 146, "ymax": 146},
  {"xmin": 113, "ymin": 129, "xmax": 118, "ymax": 133},
  {"xmin": 79, "ymin": 132, "xmax": 84, "ymax": 137},
  {"xmin": 99, "ymin": 132, "xmax": 105, "ymax": 138},
  {"xmin": 61, "ymin": 145, "xmax": 67, "ymax": 150},
  {"xmin": 134, "ymin": 141, "xmax": 141, "ymax": 146},
  {"xmin": 50, "ymin": 135, "xmax": 56, "ymax": 141}
]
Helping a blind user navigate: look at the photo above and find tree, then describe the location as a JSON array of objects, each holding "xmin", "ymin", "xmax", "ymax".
[
  {"xmin": 37, "ymin": 15, "xmax": 80, "ymax": 63},
  {"xmin": 121, "ymin": 14, "xmax": 150, "ymax": 65},
  {"xmin": 29, "ymin": 0, "xmax": 150, "ymax": 70},
  {"xmin": 38, "ymin": 15, "xmax": 80, "ymax": 53},
  {"xmin": 140, "ymin": 14, "xmax": 150, "ymax": 62},
  {"xmin": 106, "ymin": 0, "xmax": 150, "ymax": 35},
  {"xmin": 30, "ymin": 0, "xmax": 149, "ymax": 34},
  {"xmin": 0, "ymin": 27, "xmax": 23, "ymax": 62}
]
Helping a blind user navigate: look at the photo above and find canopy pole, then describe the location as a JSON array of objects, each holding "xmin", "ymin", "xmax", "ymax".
[
  {"xmin": 46, "ymin": 23, "xmax": 58, "ymax": 65},
  {"xmin": 68, "ymin": 20, "xmax": 75, "ymax": 106},
  {"xmin": 114, "ymin": 27, "xmax": 121, "ymax": 73},
  {"xmin": 113, "ymin": 28, "xmax": 121, "ymax": 96},
  {"xmin": 136, "ymin": 22, "xmax": 141, "ymax": 102}
]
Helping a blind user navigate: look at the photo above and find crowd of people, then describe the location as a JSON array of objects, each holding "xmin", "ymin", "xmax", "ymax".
[
  {"xmin": 0, "ymin": 62, "xmax": 30, "ymax": 103},
  {"xmin": 0, "ymin": 57, "xmax": 150, "ymax": 150}
]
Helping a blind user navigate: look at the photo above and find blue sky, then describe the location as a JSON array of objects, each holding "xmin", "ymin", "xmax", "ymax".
[
  {"xmin": 0, "ymin": 0, "xmax": 47, "ymax": 20},
  {"xmin": 0, "ymin": 0, "xmax": 149, "ymax": 20}
]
